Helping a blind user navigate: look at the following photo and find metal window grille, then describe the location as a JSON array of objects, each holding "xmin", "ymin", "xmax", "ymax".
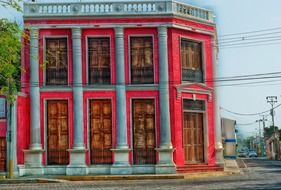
[
  {"xmin": 130, "ymin": 37, "xmax": 154, "ymax": 84},
  {"xmin": 88, "ymin": 38, "xmax": 111, "ymax": 85}
]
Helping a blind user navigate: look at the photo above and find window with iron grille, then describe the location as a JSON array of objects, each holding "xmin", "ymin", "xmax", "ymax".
[
  {"xmin": 181, "ymin": 39, "xmax": 203, "ymax": 83},
  {"xmin": 0, "ymin": 98, "xmax": 6, "ymax": 119},
  {"xmin": 88, "ymin": 38, "xmax": 111, "ymax": 85},
  {"xmin": 130, "ymin": 37, "xmax": 154, "ymax": 84},
  {"xmin": 45, "ymin": 38, "xmax": 68, "ymax": 85}
]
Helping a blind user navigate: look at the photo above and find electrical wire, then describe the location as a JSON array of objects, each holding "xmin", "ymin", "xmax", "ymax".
[
  {"xmin": 219, "ymin": 26, "xmax": 281, "ymax": 38},
  {"xmin": 220, "ymin": 103, "xmax": 281, "ymax": 116}
]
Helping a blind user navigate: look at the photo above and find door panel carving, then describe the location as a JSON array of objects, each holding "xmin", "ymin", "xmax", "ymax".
[
  {"xmin": 90, "ymin": 100, "xmax": 112, "ymax": 164},
  {"xmin": 132, "ymin": 99, "xmax": 156, "ymax": 165},
  {"xmin": 47, "ymin": 100, "xmax": 69, "ymax": 165},
  {"xmin": 0, "ymin": 138, "xmax": 6, "ymax": 172},
  {"xmin": 183, "ymin": 112, "xmax": 204, "ymax": 164}
]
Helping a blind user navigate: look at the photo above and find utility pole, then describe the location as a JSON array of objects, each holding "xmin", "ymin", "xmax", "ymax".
[
  {"xmin": 266, "ymin": 96, "xmax": 278, "ymax": 159},
  {"xmin": 256, "ymin": 116, "xmax": 268, "ymax": 156}
]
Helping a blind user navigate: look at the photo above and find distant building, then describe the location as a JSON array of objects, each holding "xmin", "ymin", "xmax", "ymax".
[
  {"xmin": 10, "ymin": 0, "xmax": 221, "ymax": 176},
  {"xmin": 266, "ymin": 131, "xmax": 281, "ymax": 160},
  {"xmin": 221, "ymin": 118, "xmax": 237, "ymax": 159}
]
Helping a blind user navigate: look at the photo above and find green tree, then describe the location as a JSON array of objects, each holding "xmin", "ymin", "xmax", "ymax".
[
  {"xmin": 0, "ymin": 0, "xmax": 22, "ymax": 12},
  {"xmin": 0, "ymin": 18, "xmax": 21, "ymax": 103}
]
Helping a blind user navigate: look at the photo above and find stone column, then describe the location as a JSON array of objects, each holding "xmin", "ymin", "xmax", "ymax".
[
  {"xmin": 213, "ymin": 39, "xmax": 224, "ymax": 166},
  {"xmin": 23, "ymin": 27, "xmax": 44, "ymax": 175},
  {"xmin": 66, "ymin": 27, "xmax": 87, "ymax": 175},
  {"xmin": 156, "ymin": 26, "xmax": 176, "ymax": 174},
  {"xmin": 111, "ymin": 27, "xmax": 132, "ymax": 175}
]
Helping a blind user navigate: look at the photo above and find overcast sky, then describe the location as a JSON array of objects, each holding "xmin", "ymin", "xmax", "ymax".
[{"xmin": 1, "ymin": 0, "xmax": 281, "ymax": 137}]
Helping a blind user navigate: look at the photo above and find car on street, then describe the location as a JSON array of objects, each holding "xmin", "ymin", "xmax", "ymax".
[
  {"xmin": 248, "ymin": 150, "xmax": 258, "ymax": 158},
  {"xmin": 238, "ymin": 150, "xmax": 248, "ymax": 157}
]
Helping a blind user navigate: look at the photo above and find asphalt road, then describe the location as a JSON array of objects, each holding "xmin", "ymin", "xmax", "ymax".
[{"xmin": 1, "ymin": 159, "xmax": 281, "ymax": 190}]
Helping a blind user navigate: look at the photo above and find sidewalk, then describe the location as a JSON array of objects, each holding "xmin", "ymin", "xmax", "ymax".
[
  {"xmin": 224, "ymin": 159, "xmax": 242, "ymax": 174},
  {"xmin": 0, "ymin": 168, "xmax": 241, "ymax": 184}
]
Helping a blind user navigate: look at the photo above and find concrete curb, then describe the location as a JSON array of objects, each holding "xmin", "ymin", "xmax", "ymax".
[
  {"xmin": 183, "ymin": 171, "xmax": 240, "ymax": 180},
  {"xmin": 56, "ymin": 174, "xmax": 184, "ymax": 181},
  {"xmin": 0, "ymin": 171, "xmax": 241, "ymax": 184},
  {"xmin": 0, "ymin": 178, "xmax": 66, "ymax": 184}
]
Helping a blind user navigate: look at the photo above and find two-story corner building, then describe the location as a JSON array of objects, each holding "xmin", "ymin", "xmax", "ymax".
[{"xmin": 15, "ymin": 0, "xmax": 222, "ymax": 176}]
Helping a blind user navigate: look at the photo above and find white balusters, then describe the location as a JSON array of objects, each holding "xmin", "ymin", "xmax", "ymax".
[{"xmin": 24, "ymin": 0, "xmax": 213, "ymax": 23}]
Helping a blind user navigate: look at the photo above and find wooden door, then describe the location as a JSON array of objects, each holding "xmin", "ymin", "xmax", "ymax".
[
  {"xmin": 183, "ymin": 112, "xmax": 204, "ymax": 164},
  {"xmin": 47, "ymin": 100, "xmax": 69, "ymax": 165},
  {"xmin": 132, "ymin": 99, "xmax": 156, "ymax": 165},
  {"xmin": 0, "ymin": 138, "xmax": 6, "ymax": 172},
  {"xmin": 90, "ymin": 100, "xmax": 112, "ymax": 164}
]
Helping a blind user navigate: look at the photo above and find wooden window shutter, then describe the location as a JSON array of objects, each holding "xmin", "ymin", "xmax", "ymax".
[
  {"xmin": 88, "ymin": 38, "xmax": 111, "ymax": 85},
  {"xmin": 130, "ymin": 37, "xmax": 154, "ymax": 84}
]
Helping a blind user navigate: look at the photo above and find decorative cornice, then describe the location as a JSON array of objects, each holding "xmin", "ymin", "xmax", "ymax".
[
  {"xmin": 176, "ymin": 82, "xmax": 213, "ymax": 102},
  {"xmin": 24, "ymin": 0, "xmax": 214, "ymax": 23}
]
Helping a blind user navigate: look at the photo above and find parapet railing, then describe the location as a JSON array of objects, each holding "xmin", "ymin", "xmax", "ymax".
[{"xmin": 24, "ymin": 0, "xmax": 213, "ymax": 23}]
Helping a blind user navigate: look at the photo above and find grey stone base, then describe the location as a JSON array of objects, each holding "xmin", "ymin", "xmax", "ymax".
[
  {"xmin": 110, "ymin": 165, "xmax": 132, "ymax": 175},
  {"xmin": 110, "ymin": 148, "xmax": 132, "ymax": 174},
  {"xmin": 66, "ymin": 148, "xmax": 88, "ymax": 175},
  {"xmin": 155, "ymin": 147, "xmax": 176, "ymax": 174},
  {"xmin": 66, "ymin": 165, "xmax": 88, "ymax": 176},
  {"xmin": 88, "ymin": 165, "xmax": 111, "ymax": 175},
  {"xmin": 23, "ymin": 149, "xmax": 44, "ymax": 167},
  {"xmin": 215, "ymin": 142, "xmax": 224, "ymax": 167},
  {"xmin": 18, "ymin": 165, "xmax": 44, "ymax": 176},
  {"xmin": 155, "ymin": 164, "xmax": 176, "ymax": 174},
  {"xmin": 45, "ymin": 166, "xmax": 67, "ymax": 175},
  {"xmin": 132, "ymin": 165, "xmax": 155, "ymax": 174}
]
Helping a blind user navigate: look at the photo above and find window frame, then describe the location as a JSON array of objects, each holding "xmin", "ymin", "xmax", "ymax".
[
  {"xmin": 128, "ymin": 35, "xmax": 155, "ymax": 84},
  {"xmin": 86, "ymin": 36, "xmax": 112, "ymax": 85},
  {"xmin": 0, "ymin": 98, "xmax": 6, "ymax": 119},
  {"xmin": 180, "ymin": 37, "xmax": 205, "ymax": 84},
  {"xmin": 44, "ymin": 36, "xmax": 69, "ymax": 86}
]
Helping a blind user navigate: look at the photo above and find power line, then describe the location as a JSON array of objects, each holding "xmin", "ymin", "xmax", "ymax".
[
  {"xmin": 219, "ymin": 41, "xmax": 281, "ymax": 49},
  {"xmin": 219, "ymin": 35, "xmax": 281, "ymax": 44},
  {"xmin": 220, "ymin": 103, "xmax": 281, "ymax": 116},
  {"xmin": 219, "ymin": 38, "xmax": 281, "ymax": 48},
  {"xmin": 236, "ymin": 121, "xmax": 257, "ymax": 126},
  {"xmin": 219, "ymin": 26, "xmax": 281, "ymax": 38}
]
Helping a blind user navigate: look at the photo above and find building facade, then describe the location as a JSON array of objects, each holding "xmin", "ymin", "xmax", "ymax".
[
  {"xmin": 14, "ymin": 0, "xmax": 221, "ymax": 176},
  {"xmin": 0, "ymin": 96, "xmax": 7, "ymax": 174}
]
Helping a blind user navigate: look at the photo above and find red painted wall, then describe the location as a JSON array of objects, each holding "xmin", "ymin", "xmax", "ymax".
[
  {"xmin": 0, "ymin": 120, "xmax": 7, "ymax": 138},
  {"xmin": 17, "ymin": 95, "xmax": 30, "ymax": 164},
  {"xmin": 24, "ymin": 18, "xmax": 215, "ymax": 32},
  {"xmin": 168, "ymin": 27, "xmax": 215, "ymax": 166}
]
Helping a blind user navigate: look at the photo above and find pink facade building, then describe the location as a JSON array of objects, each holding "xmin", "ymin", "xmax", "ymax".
[{"xmin": 6, "ymin": 0, "xmax": 224, "ymax": 176}]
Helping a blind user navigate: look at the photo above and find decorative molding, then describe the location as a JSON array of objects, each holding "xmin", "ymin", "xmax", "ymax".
[
  {"xmin": 24, "ymin": 0, "xmax": 214, "ymax": 23},
  {"xmin": 176, "ymin": 82, "xmax": 213, "ymax": 102}
]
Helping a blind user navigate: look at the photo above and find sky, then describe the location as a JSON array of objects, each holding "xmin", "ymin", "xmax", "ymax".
[{"xmin": 1, "ymin": 0, "xmax": 281, "ymax": 138}]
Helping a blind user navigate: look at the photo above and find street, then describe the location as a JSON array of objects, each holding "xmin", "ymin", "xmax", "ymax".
[{"xmin": 1, "ymin": 159, "xmax": 281, "ymax": 190}]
